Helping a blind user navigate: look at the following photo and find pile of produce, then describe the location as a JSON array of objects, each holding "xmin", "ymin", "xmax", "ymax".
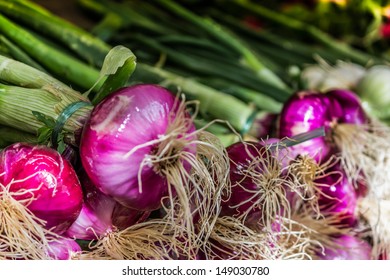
[{"xmin": 1, "ymin": 0, "xmax": 390, "ymax": 260}]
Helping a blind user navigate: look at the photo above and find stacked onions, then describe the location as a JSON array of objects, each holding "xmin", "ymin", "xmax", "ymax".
[
  {"xmin": 276, "ymin": 88, "xmax": 390, "ymax": 259},
  {"xmin": 0, "ymin": 83, "xmax": 226, "ymax": 259},
  {"xmin": 1, "ymin": 80, "xmax": 385, "ymax": 260},
  {"xmin": 76, "ymin": 84, "xmax": 228, "ymax": 259}
]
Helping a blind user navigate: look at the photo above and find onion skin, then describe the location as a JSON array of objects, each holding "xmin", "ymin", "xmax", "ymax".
[
  {"xmin": 66, "ymin": 173, "xmax": 150, "ymax": 240},
  {"xmin": 66, "ymin": 201, "xmax": 112, "ymax": 240},
  {"xmin": 278, "ymin": 91, "xmax": 336, "ymax": 162},
  {"xmin": 47, "ymin": 238, "xmax": 81, "ymax": 260},
  {"xmin": 80, "ymin": 84, "xmax": 196, "ymax": 211},
  {"xmin": 314, "ymin": 165, "xmax": 358, "ymax": 226},
  {"xmin": 0, "ymin": 143, "xmax": 83, "ymax": 234},
  {"xmin": 278, "ymin": 90, "xmax": 368, "ymax": 163},
  {"xmin": 326, "ymin": 89, "xmax": 367, "ymax": 125},
  {"xmin": 318, "ymin": 235, "xmax": 372, "ymax": 260}
]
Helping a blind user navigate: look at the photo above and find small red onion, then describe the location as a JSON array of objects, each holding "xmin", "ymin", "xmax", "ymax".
[
  {"xmin": 66, "ymin": 173, "xmax": 150, "ymax": 240},
  {"xmin": 222, "ymin": 128, "xmax": 327, "ymax": 229},
  {"xmin": 0, "ymin": 143, "xmax": 83, "ymax": 234}
]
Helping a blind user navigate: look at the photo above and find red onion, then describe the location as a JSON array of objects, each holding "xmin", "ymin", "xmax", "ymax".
[
  {"xmin": 326, "ymin": 89, "xmax": 367, "ymax": 125},
  {"xmin": 278, "ymin": 90, "xmax": 367, "ymax": 163},
  {"xmin": 314, "ymin": 164, "xmax": 358, "ymax": 226},
  {"xmin": 278, "ymin": 91, "xmax": 335, "ymax": 162},
  {"xmin": 47, "ymin": 238, "xmax": 82, "ymax": 260},
  {"xmin": 80, "ymin": 84, "xmax": 196, "ymax": 211},
  {"xmin": 221, "ymin": 141, "xmax": 290, "ymax": 229},
  {"xmin": 221, "ymin": 128, "xmax": 326, "ymax": 229},
  {"xmin": 0, "ymin": 143, "xmax": 83, "ymax": 234},
  {"xmin": 66, "ymin": 173, "xmax": 150, "ymax": 240}
]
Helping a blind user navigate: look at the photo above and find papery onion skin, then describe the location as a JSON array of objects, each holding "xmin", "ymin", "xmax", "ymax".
[
  {"xmin": 318, "ymin": 235, "xmax": 372, "ymax": 260},
  {"xmin": 80, "ymin": 84, "xmax": 196, "ymax": 211},
  {"xmin": 0, "ymin": 143, "xmax": 83, "ymax": 234},
  {"xmin": 47, "ymin": 238, "xmax": 81, "ymax": 260}
]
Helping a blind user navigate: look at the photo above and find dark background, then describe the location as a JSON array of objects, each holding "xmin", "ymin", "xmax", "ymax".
[{"xmin": 34, "ymin": 0, "xmax": 96, "ymax": 29}]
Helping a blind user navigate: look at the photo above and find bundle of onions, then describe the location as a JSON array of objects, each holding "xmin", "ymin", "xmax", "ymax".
[
  {"xmin": 79, "ymin": 84, "xmax": 229, "ymax": 257},
  {"xmin": 277, "ymin": 89, "xmax": 390, "ymax": 258},
  {"xmin": 278, "ymin": 89, "xmax": 389, "ymax": 194},
  {"xmin": 0, "ymin": 143, "xmax": 83, "ymax": 259},
  {"xmin": 0, "ymin": 53, "xmax": 232, "ymax": 258},
  {"xmin": 220, "ymin": 127, "xmax": 327, "ymax": 231}
]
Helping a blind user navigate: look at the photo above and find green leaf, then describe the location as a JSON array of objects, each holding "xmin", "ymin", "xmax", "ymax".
[
  {"xmin": 100, "ymin": 45, "xmax": 136, "ymax": 76},
  {"xmin": 36, "ymin": 126, "xmax": 52, "ymax": 144},
  {"xmin": 85, "ymin": 45, "xmax": 137, "ymax": 103},
  {"xmin": 32, "ymin": 111, "xmax": 55, "ymax": 128},
  {"xmin": 56, "ymin": 135, "xmax": 66, "ymax": 154}
]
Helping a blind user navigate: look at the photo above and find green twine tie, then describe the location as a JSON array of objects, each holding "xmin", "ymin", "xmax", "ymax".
[{"xmin": 51, "ymin": 101, "xmax": 91, "ymax": 149}]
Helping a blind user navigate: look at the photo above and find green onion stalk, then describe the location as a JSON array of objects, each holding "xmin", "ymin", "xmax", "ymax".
[
  {"xmin": 229, "ymin": 0, "xmax": 383, "ymax": 66},
  {"xmin": 206, "ymin": 9, "xmax": 344, "ymax": 67},
  {"xmin": 117, "ymin": 34, "xmax": 289, "ymax": 103},
  {"xmin": 0, "ymin": 0, "xmax": 111, "ymax": 68},
  {"xmin": 154, "ymin": 0, "xmax": 290, "ymax": 91},
  {"xmin": 0, "ymin": 12, "xmax": 103, "ymax": 92},
  {"xmin": 78, "ymin": 0, "xmax": 201, "ymax": 39},
  {"xmin": 0, "ymin": 35, "xmax": 46, "ymax": 72},
  {"xmin": 76, "ymin": 0, "xmax": 295, "ymax": 102},
  {"xmin": 0, "ymin": 0, "xmax": 279, "ymax": 138},
  {"xmin": 0, "ymin": 55, "xmax": 93, "ymax": 147}
]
